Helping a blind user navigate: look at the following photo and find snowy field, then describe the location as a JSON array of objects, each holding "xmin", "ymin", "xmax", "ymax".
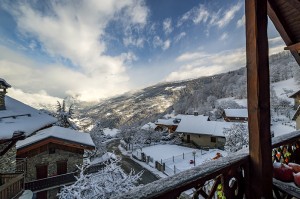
[{"xmin": 134, "ymin": 144, "xmax": 227, "ymax": 176}]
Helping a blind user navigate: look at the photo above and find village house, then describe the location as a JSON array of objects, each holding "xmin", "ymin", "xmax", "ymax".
[
  {"xmin": 154, "ymin": 118, "xmax": 180, "ymax": 133},
  {"xmin": 0, "ymin": 79, "xmax": 57, "ymax": 199},
  {"xmin": 289, "ymin": 90, "xmax": 300, "ymax": 110},
  {"xmin": 222, "ymin": 108, "xmax": 248, "ymax": 122},
  {"xmin": 16, "ymin": 126, "xmax": 95, "ymax": 199},
  {"xmin": 175, "ymin": 114, "xmax": 230, "ymax": 148}
]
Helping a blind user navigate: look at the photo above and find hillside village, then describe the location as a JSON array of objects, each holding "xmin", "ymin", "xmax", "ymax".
[{"xmin": 1, "ymin": 51, "xmax": 300, "ymax": 198}]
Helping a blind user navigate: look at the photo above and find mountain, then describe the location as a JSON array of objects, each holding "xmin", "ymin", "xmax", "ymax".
[{"xmin": 71, "ymin": 51, "xmax": 298, "ymax": 130}]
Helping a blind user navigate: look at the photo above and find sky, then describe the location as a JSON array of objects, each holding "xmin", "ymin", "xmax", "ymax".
[{"xmin": 0, "ymin": 0, "xmax": 285, "ymax": 104}]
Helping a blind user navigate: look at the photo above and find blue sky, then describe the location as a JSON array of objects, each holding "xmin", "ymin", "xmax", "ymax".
[{"xmin": 0, "ymin": 0, "xmax": 285, "ymax": 104}]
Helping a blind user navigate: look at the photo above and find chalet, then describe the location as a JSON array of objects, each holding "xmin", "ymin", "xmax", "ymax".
[
  {"xmin": 175, "ymin": 115, "xmax": 230, "ymax": 148},
  {"xmin": 16, "ymin": 126, "xmax": 95, "ymax": 199},
  {"xmin": 222, "ymin": 108, "xmax": 248, "ymax": 122},
  {"xmin": 289, "ymin": 90, "xmax": 300, "ymax": 109},
  {"xmin": 0, "ymin": 79, "xmax": 57, "ymax": 199},
  {"xmin": 155, "ymin": 118, "xmax": 180, "ymax": 133}
]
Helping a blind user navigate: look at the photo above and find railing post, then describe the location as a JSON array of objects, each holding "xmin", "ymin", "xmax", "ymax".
[{"xmin": 245, "ymin": 0, "xmax": 272, "ymax": 197}]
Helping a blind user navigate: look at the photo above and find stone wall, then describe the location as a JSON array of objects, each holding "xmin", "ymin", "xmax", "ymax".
[
  {"xmin": 25, "ymin": 149, "xmax": 83, "ymax": 182},
  {"xmin": 0, "ymin": 144, "xmax": 16, "ymax": 173},
  {"xmin": 182, "ymin": 134, "xmax": 225, "ymax": 148}
]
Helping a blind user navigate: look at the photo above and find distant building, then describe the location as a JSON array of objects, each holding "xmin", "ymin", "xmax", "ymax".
[
  {"xmin": 222, "ymin": 109, "xmax": 248, "ymax": 122},
  {"xmin": 0, "ymin": 79, "xmax": 57, "ymax": 198},
  {"xmin": 16, "ymin": 126, "xmax": 95, "ymax": 199},
  {"xmin": 289, "ymin": 90, "xmax": 300, "ymax": 110},
  {"xmin": 175, "ymin": 114, "xmax": 229, "ymax": 148}
]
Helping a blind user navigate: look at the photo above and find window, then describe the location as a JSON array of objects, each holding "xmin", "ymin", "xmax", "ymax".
[
  {"xmin": 57, "ymin": 161, "xmax": 67, "ymax": 175},
  {"xmin": 211, "ymin": 137, "xmax": 216, "ymax": 143},
  {"xmin": 49, "ymin": 147, "xmax": 55, "ymax": 154}
]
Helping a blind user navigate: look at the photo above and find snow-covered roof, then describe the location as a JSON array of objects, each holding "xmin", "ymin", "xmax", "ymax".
[
  {"xmin": 155, "ymin": 118, "xmax": 178, "ymax": 126},
  {"xmin": 0, "ymin": 78, "xmax": 11, "ymax": 88},
  {"xmin": 176, "ymin": 114, "xmax": 209, "ymax": 121},
  {"xmin": 141, "ymin": 122, "xmax": 157, "ymax": 130},
  {"xmin": 0, "ymin": 96, "xmax": 57, "ymax": 140},
  {"xmin": 224, "ymin": 109, "xmax": 248, "ymax": 118},
  {"xmin": 289, "ymin": 90, "xmax": 300, "ymax": 98},
  {"xmin": 176, "ymin": 115, "xmax": 240, "ymax": 137},
  {"xmin": 16, "ymin": 126, "xmax": 95, "ymax": 149}
]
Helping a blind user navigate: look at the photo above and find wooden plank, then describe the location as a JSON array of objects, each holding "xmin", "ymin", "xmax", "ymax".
[
  {"xmin": 286, "ymin": 0, "xmax": 300, "ymax": 13},
  {"xmin": 0, "ymin": 173, "xmax": 23, "ymax": 191},
  {"xmin": 284, "ymin": 42, "xmax": 300, "ymax": 51},
  {"xmin": 267, "ymin": 0, "xmax": 300, "ymax": 65},
  {"xmin": 272, "ymin": 130, "xmax": 300, "ymax": 148},
  {"xmin": 245, "ymin": 0, "xmax": 273, "ymax": 198}
]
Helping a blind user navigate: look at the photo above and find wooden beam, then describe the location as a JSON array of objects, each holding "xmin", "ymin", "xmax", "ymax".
[
  {"xmin": 246, "ymin": 0, "xmax": 273, "ymax": 198},
  {"xmin": 284, "ymin": 42, "xmax": 300, "ymax": 51},
  {"xmin": 267, "ymin": 0, "xmax": 300, "ymax": 65},
  {"xmin": 286, "ymin": 0, "xmax": 300, "ymax": 13}
]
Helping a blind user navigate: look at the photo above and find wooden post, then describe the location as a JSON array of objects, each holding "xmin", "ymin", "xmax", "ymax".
[{"xmin": 245, "ymin": 0, "xmax": 272, "ymax": 198}]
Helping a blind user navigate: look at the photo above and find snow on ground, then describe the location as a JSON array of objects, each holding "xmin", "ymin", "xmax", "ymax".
[
  {"xmin": 217, "ymin": 97, "xmax": 247, "ymax": 107},
  {"xmin": 272, "ymin": 123, "xmax": 296, "ymax": 137},
  {"xmin": 103, "ymin": 128, "xmax": 120, "ymax": 137},
  {"xmin": 272, "ymin": 78, "xmax": 298, "ymax": 103},
  {"xmin": 90, "ymin": 152, "xmax": 116, "ymax": 165},
  {"xmin": 134, "ymin": 144, "xmax": 227, "ymax": 176}
]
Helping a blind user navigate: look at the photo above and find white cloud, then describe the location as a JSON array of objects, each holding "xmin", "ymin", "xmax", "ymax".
[
  {"xmin": 176, "ymin": 51, "xmax": 208, "ymax": 62},
  {"xmin": 215, "ymin": 3, "xmax": 242, "ymax": 28},
  {"xmin": 177, "ymin": 3, "xmax": 242, "ymax": 29},
  {"xmin": 236, "ymin": 14, "xmax": 245, "ymax": 28},
  {"xmin": 163, "ymin": 39, "xmax": 171, "ymax": 50},
  {"xmin": 123, "ymin": 36, "xmax": 145, "ymax": 48},
  {"xmin": 1, "ymin": 0, "xmax": 149, "ymax": 101},
  {"xmin": 174, "ymin": 32, "xmax": 186, "ymax": 43},
  {"xmin": 163, "ymin": 18, "xmax": 173, "ymax": 35},
  {"xmin": 193, "ymin": 5, "xmax": 209, "ymax": 24},
  {"xmin": 153, "ymin": 36, "xmax": 171, "ymax": 51},
  {"xmin": 219, "ymin": 32, "xmax": 229, "ymax": 41},
  {"xmin": 167, "ymin": 48, "xmax": 246, "ymax": 81}
]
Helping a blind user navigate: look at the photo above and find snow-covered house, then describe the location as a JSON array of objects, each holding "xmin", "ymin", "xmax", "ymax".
[
  {"xmin": 155, "ymin": 118, "xmax": 180, "ymax": 133},
  {"xmin": 16, "ymin": 126, "xmax": 95, "ymax": 199},
  {"xmin": 222, "ymin": 108, "xmax": 248, "ymax": 122},
  {"xmin": 176, "ymin": 115, "xmax": 232, "ymax": 148},
  {"xmin": 289, "ymin": 90, "xmax": 300, "ymax": 110},
  {"xmin": 0, "ymin": 80, "xmax": 57, "ymax": 199}
]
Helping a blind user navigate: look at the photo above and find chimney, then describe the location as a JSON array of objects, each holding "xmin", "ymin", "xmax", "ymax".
[
  {"xmin": 194, "ymin": 111, "xmax": 199, "ymax": 116},
  {"xmin": 0, "ymin": 78, "xmax": 11, "ymax": 110}
]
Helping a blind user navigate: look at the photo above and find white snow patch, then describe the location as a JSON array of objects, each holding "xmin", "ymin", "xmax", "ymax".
[
  {"xmin": 0, "ymin": 96, "xmax": 57, "ymax": 139},
  {"xmin": 16, "ymin": 126, "xmax": 95, "ymax": 149}
]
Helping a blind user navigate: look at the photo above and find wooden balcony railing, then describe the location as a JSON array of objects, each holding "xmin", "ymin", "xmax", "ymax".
[
  {"xmin": 115, "ymin": 131, "xmax": 300, "ymax": 199},
  {"xmin": 25, "ymin": 172, "xmax": 77, "ymax": 192},
  {"xmin": 0, "ymin": 173, "xmax": 24, "ymax": 199}
]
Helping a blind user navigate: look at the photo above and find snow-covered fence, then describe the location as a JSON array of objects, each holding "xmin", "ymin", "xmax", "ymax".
[
  {"xmin": 161, "ymin": 151, "xmax": 208, "ymax": 166},
  {"xmin": 163, "ymin": 165, "xmax": 181, "ymax": 176}
]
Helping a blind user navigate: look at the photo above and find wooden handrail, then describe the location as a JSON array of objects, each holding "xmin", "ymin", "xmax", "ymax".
[
  {"xmin": 25, "ymin": 172, "xmax": 77, "ymax": 192},
  {"xmin": 113, "ymin": 153, "xmax": 249, "ymax": 199},
  {"xmin": 272, "ymin": 130, "xmax": 300, "ymax": 148},
  {"xmin": 0, "ymin": 173, "xmax": 24, "ymax": 199}
]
